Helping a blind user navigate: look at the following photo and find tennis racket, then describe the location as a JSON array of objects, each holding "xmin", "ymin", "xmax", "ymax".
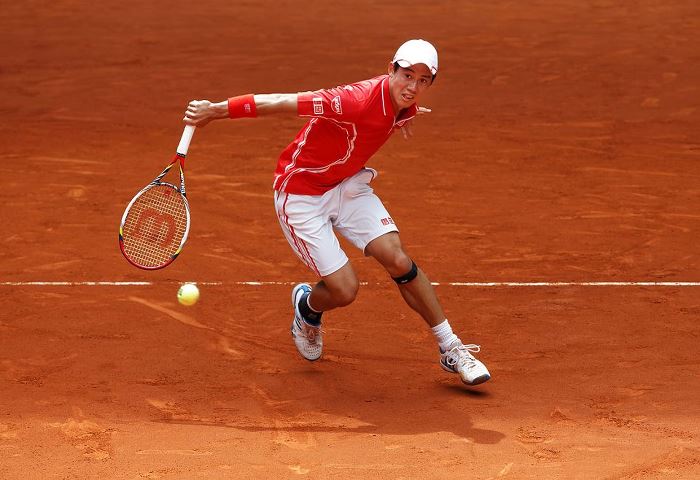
[{"xmin": 119, "ymin": 125, "xmax": 196, "ymax": 270}]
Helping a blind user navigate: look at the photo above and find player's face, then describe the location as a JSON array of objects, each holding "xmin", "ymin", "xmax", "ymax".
[{"xmin": 387, "ymin": 63, "xmax": 432, "ymax": 111}]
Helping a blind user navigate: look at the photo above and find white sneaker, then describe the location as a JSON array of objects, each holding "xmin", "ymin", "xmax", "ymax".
[
  {"xmin": 290, "ymin": 283, "xmax": 323, "ymax": 361},
  {"xmin": 440, "ymin": 341, "xmax": 491, "ymax": 385}
]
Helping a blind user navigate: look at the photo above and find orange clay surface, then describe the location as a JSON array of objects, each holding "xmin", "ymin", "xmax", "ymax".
[{"xmin": 1, "ymin": 1, "xmax": 699, "ymax": 478}]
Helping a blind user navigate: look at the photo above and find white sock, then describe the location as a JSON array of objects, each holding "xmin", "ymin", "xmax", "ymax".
[{"xmin": 432, "ymin": 319, "xmax": 459, "ymax": 351}]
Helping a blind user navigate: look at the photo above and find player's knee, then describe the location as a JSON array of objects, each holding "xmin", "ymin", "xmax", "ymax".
[
  {"xmin": 384, "ymin": 250, "xmax": 413, "ymax": 278},
  {"xmin": 391, "ymin": 256, "xmax": 418, "ymax": 285},
  {"xmin": 330, "ymin": 281, "xmax": 359, "ymax": 307}
]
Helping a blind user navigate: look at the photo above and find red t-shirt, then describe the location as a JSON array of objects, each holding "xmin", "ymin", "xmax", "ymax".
[{"xmin": 273, "ymin": 75, "xmax": 418, "ymax": 195}]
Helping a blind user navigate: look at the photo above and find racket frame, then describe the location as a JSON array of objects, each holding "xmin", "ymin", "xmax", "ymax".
[{"xmin": 119, "ymin": 126, "xmax": 195, "ymax": 270}]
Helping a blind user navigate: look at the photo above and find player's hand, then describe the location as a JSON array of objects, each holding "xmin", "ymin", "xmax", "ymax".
[
  {"xmin": 183, "ymin": 100, "xmax": 216, "ymax": 127},
  {"xmin": 401, "ymin": 106, "xmax": 431, "ymax": 139}
]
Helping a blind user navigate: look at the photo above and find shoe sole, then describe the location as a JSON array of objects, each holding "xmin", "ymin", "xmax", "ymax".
[
  {"xmin": 291, "ymin": 284, "xmax": 320, "ymax": 362},
  {"xmin": 440, "ymin": 360, "xmax": 491, "ymax": 386},
  {"xmin": 466, "ymin": 374, "xmax": 491, "ymax": 386}
]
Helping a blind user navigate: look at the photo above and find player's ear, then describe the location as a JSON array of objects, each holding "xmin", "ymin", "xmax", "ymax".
[{"xmin": 387, "ymin": 61, "xmax": 395, "ymax": 76}]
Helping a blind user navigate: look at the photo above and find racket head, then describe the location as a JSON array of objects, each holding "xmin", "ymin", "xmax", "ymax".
[{"xmin": 119, "ymin": 183, "xmax": 191, "ymax": 270}]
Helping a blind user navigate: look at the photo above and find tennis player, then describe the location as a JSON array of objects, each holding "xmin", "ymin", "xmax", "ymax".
[{"xmin": 184, "ymin": 39, "xmax": 490, "ymax": 386}]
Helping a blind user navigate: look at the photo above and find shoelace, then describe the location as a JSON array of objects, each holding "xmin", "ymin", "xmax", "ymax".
[
  {"xmin": 445, "ymin": 344, "xmax": 481, "ymax": 368},
  {"xmin": 301, "ymin": 322, "xmax": 323, "ymax": 343}
]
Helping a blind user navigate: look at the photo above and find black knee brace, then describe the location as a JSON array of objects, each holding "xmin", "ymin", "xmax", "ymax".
[{"xmin": 392, "ymin": 261, "xmax": 418, "ymax": 285}]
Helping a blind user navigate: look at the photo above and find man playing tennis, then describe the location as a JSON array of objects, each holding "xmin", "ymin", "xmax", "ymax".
[{"xmin": 183, "ymin": 39, "xmax": 491, "ymax": 386}]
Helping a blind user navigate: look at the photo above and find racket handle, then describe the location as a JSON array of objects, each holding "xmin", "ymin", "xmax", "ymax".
[{"xmin": 177, "ymin": 125, "xmax": 196, "ymax": 156}]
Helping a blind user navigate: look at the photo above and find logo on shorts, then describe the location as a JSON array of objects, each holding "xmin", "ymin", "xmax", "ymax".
[
  {"xmin": 313, "ymin": 97, "xmax": 324, "ymax": 115},
  {"xmin": 380, "ymin": 217, "xmax": 395, "ymax": 226},
  {"xmin": 331, "ymin": 95, "xmax": 343, "ymax": 115}
]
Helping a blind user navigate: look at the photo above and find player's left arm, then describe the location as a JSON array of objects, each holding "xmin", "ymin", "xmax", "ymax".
[{"xmin": 400, "ymin": 106, "xmax": 432, "ymax": 139}]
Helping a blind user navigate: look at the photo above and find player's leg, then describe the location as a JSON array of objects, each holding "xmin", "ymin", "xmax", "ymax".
[
  {"xmin": 307, "ymin": 261, "xmax": 360, "ymax": 312},
  {"xmin": 332, "ymin": 170, "xmax": 490, "ymax": 385},
  {"xmin": 274, "ymin": 190, "xmax": 360, "ymax": 360},
  {"xmin": 365, "ymin": 232, "xmax": 490, "ymax": 385},
  {"xmin": 275, "ymin": 189, "xmax": 360, "ymax": 311},
  {"xmin": 288, "ymin": 263, "xmax": 359, "ymax": 361},
  {"xmin": 364, "ymin": 232, "xmax": 444, "ymax": 326},
  {"xmin": 332, "ymin": 170, "xmax": 444, "ymax": 327}
]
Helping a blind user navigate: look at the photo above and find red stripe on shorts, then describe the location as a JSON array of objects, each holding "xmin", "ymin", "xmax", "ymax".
[
  {"xmin": 281, "ymin": 193, "xmax": 321, "ymax": 276},
  {"xmin": 298, "ymin": 233, "xmax": 320, "ymax": 277}
]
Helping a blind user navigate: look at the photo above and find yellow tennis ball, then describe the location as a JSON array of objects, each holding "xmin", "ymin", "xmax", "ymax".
[{"xmin": 177, "ymin": 283, "xmax": 199, "ymax": 306}]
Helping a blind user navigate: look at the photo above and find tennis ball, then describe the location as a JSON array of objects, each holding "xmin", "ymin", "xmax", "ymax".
[{"xmin": 177, "ymin": 283, "xmax": 200, "ymax": 306}]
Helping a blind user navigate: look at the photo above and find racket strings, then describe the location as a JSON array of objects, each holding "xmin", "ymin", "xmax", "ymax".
[{"xmin": 121, "ymin": 185, "xmax": 188, "ymax": 268}]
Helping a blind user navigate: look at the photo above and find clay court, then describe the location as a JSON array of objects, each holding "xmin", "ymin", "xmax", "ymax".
[{"xmin": 1, "ymin": 1, "xmax": 699, "ymax": 478}]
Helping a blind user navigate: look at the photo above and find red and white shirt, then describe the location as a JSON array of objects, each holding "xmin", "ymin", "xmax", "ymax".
[{"xmin": 273, "ymin": 75, "xmax": 417, "ymax": 195}]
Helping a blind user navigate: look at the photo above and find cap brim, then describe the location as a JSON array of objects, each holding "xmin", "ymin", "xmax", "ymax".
[{"xmin": 394, "ymin": 59, "xmax": 437, "ymax": 75}]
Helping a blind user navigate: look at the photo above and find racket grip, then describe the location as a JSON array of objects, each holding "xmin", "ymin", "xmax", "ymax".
[{"xmin": 177, "ymin": 125, "xmax": 196, "ymax": 156}]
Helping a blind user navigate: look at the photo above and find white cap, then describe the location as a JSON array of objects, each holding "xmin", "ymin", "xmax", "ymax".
[{"xmin": 392, "ymin": 39, "xmax": 438, "ymax": 75}]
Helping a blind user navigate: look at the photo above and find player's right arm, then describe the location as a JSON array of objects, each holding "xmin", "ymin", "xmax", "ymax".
[{"xmin": 183, "ymin": 94, "xmax": 298, "ymax": 127}]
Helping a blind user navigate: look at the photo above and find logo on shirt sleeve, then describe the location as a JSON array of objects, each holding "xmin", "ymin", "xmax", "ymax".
[
  {"xmin": 313, "ymin": 97, "xmax": 324, "ymax": 115},
  {"xmin": 331, "ymin": 96, "xmax": 343, "ymax": 115}
]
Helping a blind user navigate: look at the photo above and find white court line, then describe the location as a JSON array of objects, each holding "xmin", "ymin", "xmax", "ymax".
[{"xmin": 1, "ymin": 281, "xmax": 699, "ymax": 287}]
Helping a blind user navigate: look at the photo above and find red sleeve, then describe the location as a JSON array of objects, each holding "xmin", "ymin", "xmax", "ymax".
[{"xmin": 297, "ymin": 83, "xmax": 364, "ymax": 122}]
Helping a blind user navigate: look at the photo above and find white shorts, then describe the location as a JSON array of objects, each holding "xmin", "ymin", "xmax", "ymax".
[{"xmin": 274, "ymin": 168, "xmax": 399, "ymax": 277}]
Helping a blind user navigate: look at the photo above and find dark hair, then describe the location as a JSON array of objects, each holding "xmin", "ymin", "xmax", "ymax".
[{"xmin": 393, "ymin": 61, "xmax": 437, "ymax": 83}]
